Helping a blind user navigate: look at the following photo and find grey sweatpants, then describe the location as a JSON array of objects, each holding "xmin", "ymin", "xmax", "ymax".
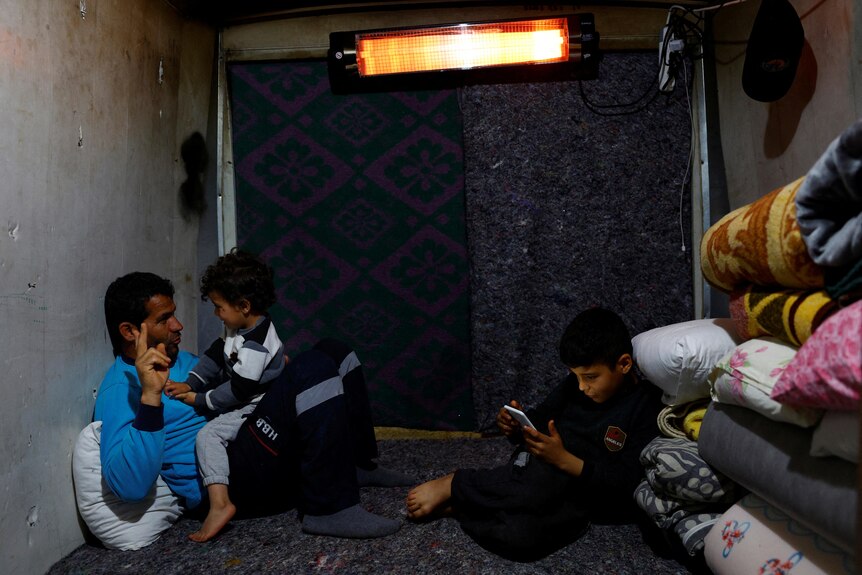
[{"xmin": 196, "ymin": 403, "xmax": 257, "ymax": 486}]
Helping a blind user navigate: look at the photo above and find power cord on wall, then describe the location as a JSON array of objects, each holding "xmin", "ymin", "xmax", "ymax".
[
  {"xmin": 663, "ymin": 1, "xmax": 749, "ymax": 252},
  {"xmin": 658, "ymin": 5, "xmax": 711, "ymax": 254},
  {"xmin": 578, "ymin": 3, "xmax": 718, "ymax": 254},
  {"xmin": 679, "ymin": 57, "xmax": 694, "ymax": 254},
  {"xmin": 577, "ymin": 78, "xmax": 662, "ymax": 117},
  {"xmin": 658, "ymin": 6, "xmax": 705, "ymax": 94},
  {"xmin": 673, "ymin": 0, "xmax": 750, "ymax": 250}
]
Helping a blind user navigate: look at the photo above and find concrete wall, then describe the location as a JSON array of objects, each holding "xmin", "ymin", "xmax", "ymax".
[
  {"xmin": 713, "ymin": 0, "xmax": 861, "ymax": 209},
  {"xmin": 0, "ymin": 1, "xmax": 214, "ymax": 572}
]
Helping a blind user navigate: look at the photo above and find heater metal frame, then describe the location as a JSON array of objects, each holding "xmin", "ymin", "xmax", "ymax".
[{"xmin": 327, "ymin": 13, "xmax": 599, "ymax": 93}]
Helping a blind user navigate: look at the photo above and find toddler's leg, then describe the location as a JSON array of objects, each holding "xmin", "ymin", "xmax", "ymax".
[
  {"xmin": 188, "ymin": 483, "xmax": 236, "ymax": 543},
  {"xmin": 188, "ymin": 408, "xmax": 252, "ymax": 542}
]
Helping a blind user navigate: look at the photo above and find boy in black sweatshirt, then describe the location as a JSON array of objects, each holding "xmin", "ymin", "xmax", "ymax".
[{"xmin": 406, "ymin": 307, "xmax": 663, "ymax": 561}]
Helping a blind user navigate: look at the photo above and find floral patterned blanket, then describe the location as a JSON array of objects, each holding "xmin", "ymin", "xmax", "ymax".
[{"xmin": 700, "ymin": 177, "xmax": 824, "ymax": 293}]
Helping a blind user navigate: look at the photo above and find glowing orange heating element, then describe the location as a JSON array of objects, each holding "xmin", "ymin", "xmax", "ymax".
[{"xmin": 356, "ymin": 18, "xmax": 570, "ymax": 77}]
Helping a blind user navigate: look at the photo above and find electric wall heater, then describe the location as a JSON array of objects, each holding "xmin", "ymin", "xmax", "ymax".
[{"xmin": 328, "ymin": 14, "xmax": 599, "ymax": 93}]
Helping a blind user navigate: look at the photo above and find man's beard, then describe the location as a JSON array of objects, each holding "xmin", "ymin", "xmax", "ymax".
[{"xmin": 164, "ymin": 341, "xmax": 180, "ymax": 362}]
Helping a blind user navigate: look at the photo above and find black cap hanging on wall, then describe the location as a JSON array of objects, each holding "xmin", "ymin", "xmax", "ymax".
[{"xmin": 742, "ymin": 0, "xmax": 804, "ymax": 102}]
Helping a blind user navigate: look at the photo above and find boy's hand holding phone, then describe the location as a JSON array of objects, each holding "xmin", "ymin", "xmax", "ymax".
[
  {"xmin": 502, "ymin": 404, "xmax": 536, "ymax": 429},
  {"xmin": 497, "ymin": 400, "xmax": 535, "ymax": 437}
]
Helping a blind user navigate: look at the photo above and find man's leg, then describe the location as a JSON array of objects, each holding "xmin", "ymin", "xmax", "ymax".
[
  {"xmin": 313, "ymin": 338, "xmax": 415, "ymax": 487},
  {"xmin": 313, "ymin": 338, "xmax": 378, "ymax": 464},
  {"xmin": 228, "ymin": 349, "xmax": 399, "ymax": 538}
]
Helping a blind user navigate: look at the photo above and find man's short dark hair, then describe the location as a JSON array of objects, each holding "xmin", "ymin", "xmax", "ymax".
[
  {"xmin": 104, "ymin": 272, "xmax": 175, "ymax": 357},
  {"xmin": 559, "ymin": 307, "xmax": 633, "ymax": 369},
  {"xmin": 199, "ymin": 248, "xmax": 276, "ymax": 314}
]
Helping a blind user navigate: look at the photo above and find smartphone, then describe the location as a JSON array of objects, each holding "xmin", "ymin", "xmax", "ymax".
[{"xmin": 503, "ymin": 405, "xmax": 536, "ymax": 429}]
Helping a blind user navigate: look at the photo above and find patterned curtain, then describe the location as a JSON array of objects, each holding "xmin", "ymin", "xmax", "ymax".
[{"xmin": 228, "ymin": 61, "xmax": 475, "ymax": 430}]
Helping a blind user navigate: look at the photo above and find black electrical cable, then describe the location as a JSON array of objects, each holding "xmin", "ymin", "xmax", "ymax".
[
  {"xmin": 577, "ymin": 7, "xmax": 706, "ymax": 117},
  {"xmin": 578, "ymin": 79, "xmax": 664, "ymax": 117}
]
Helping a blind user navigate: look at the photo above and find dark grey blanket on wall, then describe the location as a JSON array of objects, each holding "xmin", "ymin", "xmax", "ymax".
[{"xmin": 462, "ymin": 52, "xmax": 694, "ymax": 429}]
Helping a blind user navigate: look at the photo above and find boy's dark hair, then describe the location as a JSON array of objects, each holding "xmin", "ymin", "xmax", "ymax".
[
  {"xmin": 104, "ymin": 272, "xmax": 175, "ymax": 357},
  {"xmin": 200, "ymin": 248, "xmax": 276, "ymax": 313},
  {"xmin": 559, "ymin": 307, "xmax": 633, "ymax": 368}
]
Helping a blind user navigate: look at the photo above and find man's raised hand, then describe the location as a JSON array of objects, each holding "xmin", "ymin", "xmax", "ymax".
[{"xmin": 133, "ymin": 322, "xmax": 170, "ymax": 407}]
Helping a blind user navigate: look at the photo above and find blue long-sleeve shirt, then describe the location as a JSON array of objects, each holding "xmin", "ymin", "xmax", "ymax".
[{"xmin": 93, "ymin": 352, "xmax": 207, "ymax": 509}]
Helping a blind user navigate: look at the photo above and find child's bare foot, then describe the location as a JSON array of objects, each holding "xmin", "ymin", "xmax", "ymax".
[
  {"xmin": 188, "ymin": 501, "xmax": 236, "ymax": 542},
  {"xmin": 406, "ymin": 473, "xmax": 453, "ymax": 520}
]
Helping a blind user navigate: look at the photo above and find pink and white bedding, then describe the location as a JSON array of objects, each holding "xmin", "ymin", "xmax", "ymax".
[
  {"xmin": 704, "ymin": 493, "xmax": 855, "ymax": 575},
  {"xmin": 771, "ymin": 298, "xmax": 862, "ymax": 411}
]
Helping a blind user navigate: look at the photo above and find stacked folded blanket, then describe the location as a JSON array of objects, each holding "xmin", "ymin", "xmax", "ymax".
[
  {"xmin": 632, "ymin": 120, "xmax": 862, "ymax": 564},
  {"xmin": 701, "ymin": 120, "xmax": 862, "ymax": 345},
  {"xmin": 700, "ymin": 176, "xmax": 823, "ymax": 294},
  {"xmin": 690, "ymin": 120, "xmax": 862, "ymax": 562},
  {"xmin": 728, "ymin": 285, "xmax": 838, "ymax": 346},
  {"xmin": 796, "ymin": 119, "xmax": 862, "ymax": 269},
  {"xmin": 634, "ymin": 437, "xmax": 742, "ymax": 556},
  {"xmin": 797, "ymin": 119, "xmax": 862, "ymax": 304},
  {"xmin": 704, "ymin": 493, "xmax": 856, "ymax": 575},
  {"xmin": 656, "ymin": 399, "xmax": 710, "ymax": 441}
]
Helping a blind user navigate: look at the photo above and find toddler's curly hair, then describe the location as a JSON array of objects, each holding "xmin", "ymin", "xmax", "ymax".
[{"xmin": 200, "ymin": 248, "xmax": 276, "ymax": 313}]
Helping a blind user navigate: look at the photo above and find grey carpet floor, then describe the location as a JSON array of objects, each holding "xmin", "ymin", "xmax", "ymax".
[{"xmin": 48, "ymin": 437, "xmax": 708, "ymax": 574}]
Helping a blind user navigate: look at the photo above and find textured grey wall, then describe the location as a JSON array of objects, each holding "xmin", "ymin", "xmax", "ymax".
[{"xmin": 461, "ymin": 52, "xmax": 693, "ymax": 430}]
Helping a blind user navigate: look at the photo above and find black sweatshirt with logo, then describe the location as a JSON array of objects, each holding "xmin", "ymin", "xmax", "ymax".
[{"xmin": 527, "ymin": 373, "xmax": 664, "ymax": 512}]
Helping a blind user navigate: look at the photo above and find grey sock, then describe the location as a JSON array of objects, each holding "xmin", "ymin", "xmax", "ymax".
[
  {"xmin": 357, "ymin": 465, "xmax": 418, "ymax": 487},
  {"xmin": 301, "ymin": 504, "xmax": 400, "ymax": 538}
]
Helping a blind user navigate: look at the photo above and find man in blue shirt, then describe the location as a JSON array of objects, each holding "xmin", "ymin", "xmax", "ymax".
[{"xmin": 95, "ymin": 272, "xmax": 400, "ymax": 542}]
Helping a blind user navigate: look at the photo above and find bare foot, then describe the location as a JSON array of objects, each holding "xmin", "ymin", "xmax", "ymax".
[
  {"xmin": 188, "ymin": 501, "xmax": 236, "ymax": 542},
  {"xmin": 405, "ymin": 473, "xmax": 453, "ymax": 520}
]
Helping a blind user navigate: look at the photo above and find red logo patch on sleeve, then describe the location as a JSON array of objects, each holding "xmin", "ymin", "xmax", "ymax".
[{"xmin": 604, "ymin": 426, "xmax": 626, "ymax": 451}]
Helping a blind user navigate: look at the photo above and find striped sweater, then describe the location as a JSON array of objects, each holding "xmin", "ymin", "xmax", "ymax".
[{"xmin": 185, "ymin": 315, "xmax": 284, "ymax": 413}]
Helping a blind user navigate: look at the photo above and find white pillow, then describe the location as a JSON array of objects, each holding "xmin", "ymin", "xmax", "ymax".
[
  {"xmin": 811, "ymin": 411, "xmax": 859, "ymax": 463},
  {"xmin": 632, "ymin": 318, "xmax": 742, "ymax": 406},
  {"xmin": 72, "ymin": 421, "xmax": 183, "ymax": 550}
]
